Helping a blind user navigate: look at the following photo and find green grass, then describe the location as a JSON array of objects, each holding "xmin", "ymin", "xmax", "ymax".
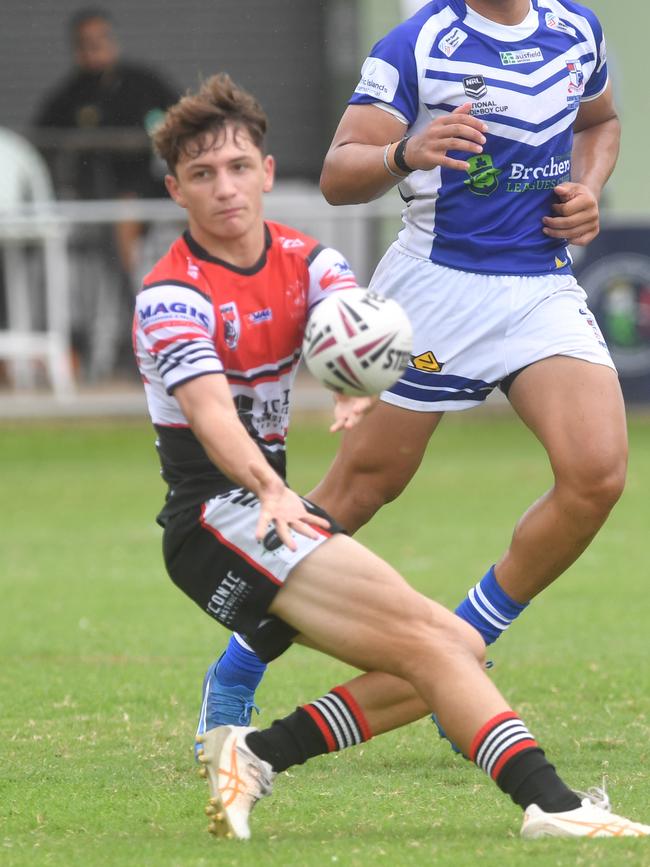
[{"xmin": 1, "ymin": 410, "xmax": 650, "ymax": 866}]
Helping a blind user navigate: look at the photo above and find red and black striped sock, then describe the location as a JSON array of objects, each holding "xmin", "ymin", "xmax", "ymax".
[
  {"xmin": 245, "ymin": 686, "xmax": 372, "ymax": 774},
  {"xmin": 470, "ymin": 712, "xmax": 580, "ymax": 812}
]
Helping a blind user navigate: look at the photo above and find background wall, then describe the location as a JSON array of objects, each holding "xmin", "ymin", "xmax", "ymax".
[
  {"xmin": 0, "ymin": 0, "xmax": 332, "ymax": 180},
  {"xmin": 0, "ymin": 1, "xmax": 646, "ymax": 209}
]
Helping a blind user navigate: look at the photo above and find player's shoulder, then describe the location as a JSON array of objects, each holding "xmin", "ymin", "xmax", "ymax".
[
  {"xmin": 141, "ymin": 234, "xmax": 210, "ymax": 300},
  {"xmin": 266, "ymin": 221, "xmax": 324, "ymax": 265},
  {"xmin": 383, "ymin": 0, "xmax": 460, "ymax": 43},
  {"xmin": 546, "ymin": 0, "xmax": 603, "ymax": 31}
]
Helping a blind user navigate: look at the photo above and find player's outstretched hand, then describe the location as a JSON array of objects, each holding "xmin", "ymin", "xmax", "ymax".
[
  {"xmin": 542, "ymin": 182, "xmax": 600, "ymax": 246},
  {"xmin": 249, "ymin": 463, "xmax": 330, "ymax": 551},
  {"xmin": 330, "ymin": 394, "xmax": 378, "ymax": 433},
  {"xmin": 404, "ymin": 103, "xmax": 488, "ymax": 173}
]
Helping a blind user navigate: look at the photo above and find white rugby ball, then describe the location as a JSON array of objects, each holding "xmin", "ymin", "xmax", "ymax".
[{"xmin": 302, "ymin": 289, "xmax": 413, "ymax": 395}]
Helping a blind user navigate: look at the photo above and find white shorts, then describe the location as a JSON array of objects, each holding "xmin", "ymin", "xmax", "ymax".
[{"xmin": 370, "ymin": 242, "xmax": 615, "ymax": 412}]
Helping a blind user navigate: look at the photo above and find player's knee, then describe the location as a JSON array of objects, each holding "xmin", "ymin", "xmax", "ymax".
[
  {"xmin": 383, "ymin": 597, "xmax": 482, "ymax": 680},
  {"xmin": 559, "ymin": 450, "xmax": 627, "ymax": 516}
]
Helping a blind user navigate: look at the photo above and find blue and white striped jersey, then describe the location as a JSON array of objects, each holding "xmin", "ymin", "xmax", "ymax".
[{"xmin": 349, "ymin": 0, "xmax": 608, "ymax": 276}]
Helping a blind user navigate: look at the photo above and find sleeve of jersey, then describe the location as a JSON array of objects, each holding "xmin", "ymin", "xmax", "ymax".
[
  {"xmin": 347, "ymin": 23, "xmax": 420, "ymax": 125},
  {"xmin": 582, "ymin": 13, "xmax": 608, "ymax": 101},
  {"xmin": 135, "ymin": 283, "xmax": 223, "ymax": 393},
  {"xmin": 306, "ymin": 246, "xmax": 358, "ymax": 313}
]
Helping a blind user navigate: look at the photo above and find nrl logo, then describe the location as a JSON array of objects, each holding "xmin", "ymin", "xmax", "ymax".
[{"xmin": 463, "ymin": 75, "xmax": 487, "ymax": 100}]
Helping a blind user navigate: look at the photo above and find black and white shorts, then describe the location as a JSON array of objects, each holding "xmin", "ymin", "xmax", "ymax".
[{"xmin": 162, "ymin": 487, "xmax": 342, "ymax": 661}]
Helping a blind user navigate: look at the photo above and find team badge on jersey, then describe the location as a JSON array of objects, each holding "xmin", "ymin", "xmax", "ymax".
[
  {"xmin": 566, "ymin": 61, "xmax": 584, "ymax": 93},
  {"xmin": 219, "ymin": 301, "xmax": 241, "ymax": 349},
  {"xmin": 463, "ymin": 75, "xmax": 487, "ymax": 100},
  {"xmin": 464, "ymin": 154, "xmax": 502, "ymax": 197},
  {"xmin": 566, "ymin": 60, "xmax": 585, "ymax": 110},
  {"xmin": 411, "ymin": 350, "xmax": 443, "ymax": 373}
]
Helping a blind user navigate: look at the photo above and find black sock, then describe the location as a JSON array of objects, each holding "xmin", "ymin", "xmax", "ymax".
[
  {"xmin": 498, "ymin": 748, "xmax": 581, "ymax": 813},
  {"xmin": 246, "ymin": 707, "xmax": 326, "ymax": 773},
  {"xmin": 245, "ymin": 687, "xmax": 371, "ymax": 774},
  {"xmin": 470, "ymin": 712, "xmax": 581, "ymax": 813}
]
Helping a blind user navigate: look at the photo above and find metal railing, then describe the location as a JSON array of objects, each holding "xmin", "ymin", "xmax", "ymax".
[{"xmin": 0, "ymin": 185, "xmax": 403, "ymax": 397}]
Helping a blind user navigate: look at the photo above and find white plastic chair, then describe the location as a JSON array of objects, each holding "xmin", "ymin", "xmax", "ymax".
[{"xmin": 0, "ymin": 128, "xmax": 74, "ymax": 395}]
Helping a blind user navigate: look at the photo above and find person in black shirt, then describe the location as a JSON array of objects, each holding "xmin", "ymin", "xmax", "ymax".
[
  {"xmin": 34, "ymin": 7, "xmax": 178, "ymax": 202},
  {"xmin": 33, "ymin": 8, "xmax": 180, "ymax": 379}
]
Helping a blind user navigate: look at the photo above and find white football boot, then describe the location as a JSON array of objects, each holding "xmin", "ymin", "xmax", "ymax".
[
  {"xmin": 521, "ymin": 785, "xmax": 650, "ymax": 838},
  {"xmin": 196, "ymin": 725, "xmax": 274, "ymax": 840}
]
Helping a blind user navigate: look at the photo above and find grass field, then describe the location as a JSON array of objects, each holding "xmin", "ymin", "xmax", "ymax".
[{"xmin": 1, "ymin": 408, "xmax": 649, "ymax": 866}]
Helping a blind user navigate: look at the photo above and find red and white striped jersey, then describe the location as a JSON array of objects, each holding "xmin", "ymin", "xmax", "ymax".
[{"xmin": 133, "ymin": 221, "xmax": 357, "ymax": 520}]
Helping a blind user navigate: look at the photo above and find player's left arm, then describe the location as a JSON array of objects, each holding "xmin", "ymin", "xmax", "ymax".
[{"xmin": 543, "ymin": 81, "xmax": 620, "ymax": 246}]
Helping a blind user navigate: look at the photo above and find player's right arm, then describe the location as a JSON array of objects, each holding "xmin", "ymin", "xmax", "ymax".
[
  {"xmin": 321, "ymin": 103, "xmax": 487, "ymax": 207},
  {"xmin": 174, "ymin": 374, "xmax": 329, "ymax": 549}
]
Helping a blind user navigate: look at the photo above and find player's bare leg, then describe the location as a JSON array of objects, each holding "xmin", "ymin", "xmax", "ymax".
[
  {"xmin": 499, "ymin": 355, "xmax": 627, "ymax": 602},
  {"xmin": 270, "ymin": 536, "xmax": 507, "ymax": 747},
  {"xmin": 197, "ymin": 534, "xmax": 649, "ymax": 839},
  {"xmin": 308, "ymin": 401, "xmax": 443, "ymax": 533}
]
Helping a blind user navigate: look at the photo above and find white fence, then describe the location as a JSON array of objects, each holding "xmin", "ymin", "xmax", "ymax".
[{"xmin": 0, "ymin": 185, "xmax": 403, "ymax": 400}]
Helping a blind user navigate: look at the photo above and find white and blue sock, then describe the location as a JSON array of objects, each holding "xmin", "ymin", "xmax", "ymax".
[
  {"xmin": 217, "ymin": 633, "xmax": 267, "ymax": 689},
  {"xmin": 455, "ymin": 565, "xmax": 528, "ymax": 645}
]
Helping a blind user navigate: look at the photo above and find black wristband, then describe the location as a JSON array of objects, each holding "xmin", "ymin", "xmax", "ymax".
[{"xmin": 393, "ymin": 136, "xmax": 414, "ymax": 174}]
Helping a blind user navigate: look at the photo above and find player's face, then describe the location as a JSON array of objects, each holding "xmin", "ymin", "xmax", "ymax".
[
  {"xmin": 166, "ymin": 125, "xmax": 274, "ymax": 256},
  {"xmin": 74, "ymin": 19, "xmax": 119, "ymax": 72}
]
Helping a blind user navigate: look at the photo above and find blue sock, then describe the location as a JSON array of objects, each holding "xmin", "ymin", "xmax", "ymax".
[
  {"xmin": 455, "ymin": 565, "xmax": 529, "ymax": 645},
  {"xmin": 216, "ymin": 634, "xmax": 267, "ymax": 690}
]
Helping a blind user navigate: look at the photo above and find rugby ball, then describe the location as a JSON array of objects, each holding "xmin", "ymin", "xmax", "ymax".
[{"xmin": 302, "ymin": 289, "xmax": 413, "ymax": 395}]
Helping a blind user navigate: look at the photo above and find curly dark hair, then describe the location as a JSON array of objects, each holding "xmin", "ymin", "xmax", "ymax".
[{"xmin": 151, "ymin": 73, "xmax": 268, "ymax": 173}]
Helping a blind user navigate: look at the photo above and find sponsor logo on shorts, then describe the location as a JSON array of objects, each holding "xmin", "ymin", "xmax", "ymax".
[
  {"xmin": 439, "ymin": 27, "xmax": 468, "ymax": 58},
  {"xmin": 355, "ymin": 57, "xmax": 399, "ymax": 102},
  {"xmin": 500, "ymin": 47, "xmax": 543, "ymax": 66},
  {"xmin": 219, "ymin": 301, "xmax": 241, "ymax": 349},
  {"xmin": 464, "ymin": 154, "xmax": 502, "ymax": 196},
  {"xmin": 411, "ymin": 350, "xmax": 443, "ymax": 372},
  {"xmin": 206, "ymin": 570, "xmax": 251, "ymax": 626},
  {"xmin": 505, "ymin": 153, "xmax": 571, "ymax": 193}
]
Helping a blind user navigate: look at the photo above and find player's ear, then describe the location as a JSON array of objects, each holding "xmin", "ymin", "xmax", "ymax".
[
  {"xmin": 165, "ymin": 173, "xmax": 186, "ymax": 208},
  {"xmin": 262, "ymin": 154, "xmax": 275, "ymax": 193}
]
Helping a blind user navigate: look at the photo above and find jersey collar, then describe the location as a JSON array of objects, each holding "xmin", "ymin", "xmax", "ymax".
[
  {"xmin": 458, "ymin": 2, "xmax": 539, "ymax": 41},
  {"xmin": 183, "ymin": 224, "xmax": 272, "ymax": 276}
]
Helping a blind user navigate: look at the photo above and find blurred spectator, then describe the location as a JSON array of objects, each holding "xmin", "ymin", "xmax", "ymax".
[
  {"xmin": 33, "ymin": 7, "xmax": 177, "ymax": 205},
  {"xmin": 31, "ymin": 7, "xmax": 180, "ymax": 380}
]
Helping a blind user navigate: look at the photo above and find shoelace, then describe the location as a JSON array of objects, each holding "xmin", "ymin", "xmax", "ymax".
[
  {"xmin": 574, "ymin": 777, "xmax": 611, "ymax": 812},
  {"xmin": 207, "ymin": 692, "xmax": 260, "ymax": 726},
  {"xmin": 238, "ymin": 699, "xmax": 261, "ymax": 726}
]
